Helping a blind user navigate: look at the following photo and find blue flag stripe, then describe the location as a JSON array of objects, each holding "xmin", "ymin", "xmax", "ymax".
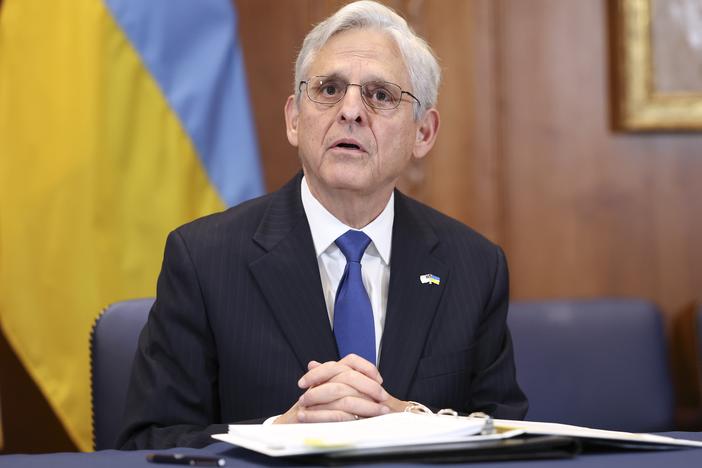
[{"xmin": 104, "ymin": 0, "xmax": 264, "ymax": 206}]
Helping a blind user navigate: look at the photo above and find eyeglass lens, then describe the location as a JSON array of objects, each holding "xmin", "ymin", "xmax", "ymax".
[{"xmin": 306, "ymin": 76, "xmax": 404, "ymax": 109}]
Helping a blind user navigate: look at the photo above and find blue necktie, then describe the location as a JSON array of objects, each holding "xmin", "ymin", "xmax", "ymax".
[{"xmin": 333, "ymin": 230, "xmax": 376, "ymax": 365}]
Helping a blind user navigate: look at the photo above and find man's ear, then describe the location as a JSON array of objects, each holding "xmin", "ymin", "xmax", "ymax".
[
  {"xmin": 284, "ymin": 95, "xmax": 300, "ymax": 147},
  {"xmin": 412, "ymin": 108, "xmax": 440, "ymax": 160}
]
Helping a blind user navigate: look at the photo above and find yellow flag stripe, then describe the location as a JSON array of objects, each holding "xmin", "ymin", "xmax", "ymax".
[{"xmin": 0, "ymin": 0, "xmax": 224, "ymax": 450}]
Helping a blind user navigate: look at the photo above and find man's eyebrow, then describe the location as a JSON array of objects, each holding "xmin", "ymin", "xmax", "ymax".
[
  {"xmin": 361, "ymin": 74, "xmax": 392, "ymax": 83},
  {"xmin": 313, "ymin": 72, "xmax": 393, "ymax": 83},
  {"xmin": 314, "ymin": 72, "xmax": 344, "ymax": 81}
]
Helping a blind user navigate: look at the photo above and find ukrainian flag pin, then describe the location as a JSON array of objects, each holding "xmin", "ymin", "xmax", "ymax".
[{"xmin": 419, "ymin": 273, "xmax": 441, "ymax": 285}]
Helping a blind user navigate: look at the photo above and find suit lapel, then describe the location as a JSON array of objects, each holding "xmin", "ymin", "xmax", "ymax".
[
  {"xmin": 379, "ymin": 192, "xmax": 448, "ymax": 399},
  {"xmin": 249, "ymin": 175, "xmax": 338, "ymax": 371}
]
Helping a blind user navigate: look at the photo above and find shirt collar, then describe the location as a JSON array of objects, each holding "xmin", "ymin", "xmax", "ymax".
[{"xmin": 301, "ymin": 176, "xmax": 393, "ymax": 265}]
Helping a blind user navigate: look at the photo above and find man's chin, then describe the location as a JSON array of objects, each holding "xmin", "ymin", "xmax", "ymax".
[{"xmin": 315, "ymin": 168, "xmax": 374, "ymax": 193}]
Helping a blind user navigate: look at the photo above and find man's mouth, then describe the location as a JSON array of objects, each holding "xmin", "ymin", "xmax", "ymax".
[
  {"xmin": 331, "ymin": 139, "xmax": 365, "ymax": 152},
  {"xmin": 336, "ymin": 142, "xmax": 360, "ymax": 150}
]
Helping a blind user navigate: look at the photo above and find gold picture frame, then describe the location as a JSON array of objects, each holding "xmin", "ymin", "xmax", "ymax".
[{"xmin": 612, "ymin": 0, "xmax": 702, "ymax": 131}]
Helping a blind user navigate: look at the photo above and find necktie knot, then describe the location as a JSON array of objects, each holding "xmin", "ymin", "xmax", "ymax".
[{"xmin": 335, "ymin": 230, "xmax": 371, "ymax": 263}]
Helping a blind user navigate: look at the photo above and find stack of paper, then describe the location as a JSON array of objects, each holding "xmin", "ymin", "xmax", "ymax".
[
  {"xmin": 492, "ymin": 419, "xmax": 702, "ymax": 449},
  {"xmin": 212, "ymin": 412, "xmax": 511, "ymax": 457},
  {"xmin": 212, "ymin": 413, "xmax": 702, "ymax": 459}
]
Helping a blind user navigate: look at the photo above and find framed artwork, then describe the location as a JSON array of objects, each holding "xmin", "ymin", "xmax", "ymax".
[{"xmin": 612, "ymin": 0, "xmax": 702, "ymax": 131}]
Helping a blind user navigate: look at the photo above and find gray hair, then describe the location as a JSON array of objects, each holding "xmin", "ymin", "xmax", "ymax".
[{"xmin": 294, "ymin": 0, "xmax": 441, "ymax": 119}]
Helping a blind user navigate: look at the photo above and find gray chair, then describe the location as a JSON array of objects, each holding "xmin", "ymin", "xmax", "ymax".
[
  {"xmin": 90, "ymin": 298, "xmax": 154, "ymax": 450},
  {"xmin": 507, "ymin": 299, "xmax": 674, "ymax": 432}
]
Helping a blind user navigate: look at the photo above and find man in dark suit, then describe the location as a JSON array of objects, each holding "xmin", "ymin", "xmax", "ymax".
[{"xmin": 118, "ymin": 0, "xmax": 527, "ymax": 449}]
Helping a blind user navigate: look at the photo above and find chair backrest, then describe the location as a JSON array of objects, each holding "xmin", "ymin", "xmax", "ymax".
[
  {"xmin": 90, "ymin": 298, "xmax": 154, "ymax": 450},
  {"xmin": 507, "ymin": 299, "xmax": 674, "ymax": 432}
]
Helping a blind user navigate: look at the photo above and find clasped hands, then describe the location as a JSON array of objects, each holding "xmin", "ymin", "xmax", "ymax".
[{"xmin": 274, "ymin": 354, "xmax": 407, "ymax": 424}]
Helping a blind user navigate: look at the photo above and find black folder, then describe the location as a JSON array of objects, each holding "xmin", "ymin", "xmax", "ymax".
[{"xmin": 298, "ymin": 435, "xmax": 581, "ymax": 464}]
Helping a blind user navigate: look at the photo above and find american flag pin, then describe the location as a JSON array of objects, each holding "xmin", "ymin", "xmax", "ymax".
[{"xmin": 419, "ymin": 274, "xmax": 441, "ymax": 285}]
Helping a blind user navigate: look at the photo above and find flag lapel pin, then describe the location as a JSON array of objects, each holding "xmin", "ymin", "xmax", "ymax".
[{"xmin": 419, "ymin": 273, "xmax": 441, "ymax": 285}]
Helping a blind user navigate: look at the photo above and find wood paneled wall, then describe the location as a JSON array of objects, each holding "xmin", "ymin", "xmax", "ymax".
[
  {"xmin": 238, "ymin": 0, "xmax": 701, "ymax": 319},
  {"xmin": 2, "ymin": 0, "xmax": 701, "ymax": 453},
  {"xmin": 237, "ymin": 0, "xmax": 702, "ymax": 424}
]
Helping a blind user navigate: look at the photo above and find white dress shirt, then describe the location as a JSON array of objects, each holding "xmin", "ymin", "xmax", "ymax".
[
  {"xmin": 264, "ymin": 178, "xmax": 394, "ymax": 424},
  {"xmin": 300, "ymin": 176, "xmax": 393, "ymax": 362}
]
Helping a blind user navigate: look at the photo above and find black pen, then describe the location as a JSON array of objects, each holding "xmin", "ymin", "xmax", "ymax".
[{"xmin": 146, "ymin": 453, "xmax": 226, "ymax": 466}]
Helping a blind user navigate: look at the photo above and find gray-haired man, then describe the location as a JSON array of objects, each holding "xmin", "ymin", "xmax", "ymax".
[{"xmin": 119, "ymin": 1, "xmax": 527, "ymax": 449}]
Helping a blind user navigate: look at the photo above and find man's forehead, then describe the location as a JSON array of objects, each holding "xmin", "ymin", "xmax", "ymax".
[
  {"xmin": 308, "ymin": 29, "xmax": 408, "ymax": 84},
  {"xmin": 323, "ymin": 41, "xmax": 392, "ymax": 58}
]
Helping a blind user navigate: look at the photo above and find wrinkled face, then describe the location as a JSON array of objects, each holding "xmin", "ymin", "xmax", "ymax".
[{"xmin": 285, "ymin": 28, "xmax": 437, "ymax": 201}]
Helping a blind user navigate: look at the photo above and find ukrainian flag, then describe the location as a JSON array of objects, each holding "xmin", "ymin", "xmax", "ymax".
[{"xmin": 0, "ymin": 0, "xmax": 263, "ymax": 451}]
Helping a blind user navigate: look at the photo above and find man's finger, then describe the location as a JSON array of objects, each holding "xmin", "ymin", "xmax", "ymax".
[
  {"xmin": 298, "ymin": 381, "xmax": 366, "ymax": 407},
  {"xmin": 339, "ymin": 354, "xmax": 382, "ymax": 383},
  {"xmin": 299, "ymin": 361, "xmax": 350, "ymax": 388},
  {"xmin": 305, "ymin": 396, "xmax": 391, "ymax": 418},
  {"xmin": 307, "ymin": 360, "xmax": 321, "ymax": 370},
  {"xmin": 327, "ymin": 369, "xmax": 388, "ymax": 401},
  {"xmin": 297, "ymin": 409, "xmax": 357, "ymax": 423},
  {"xmin": 299, "ymin": 366, "xmax": 387, "ymax": 401},
  {"xmin": 299, "ymin": 355, "xmax": 381, "ymax": 388}
]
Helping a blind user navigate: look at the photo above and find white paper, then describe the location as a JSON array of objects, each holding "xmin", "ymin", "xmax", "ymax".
[
  {"xmin": 211, "ymin": 412, "xmax": 496, "ymax": 457},
  {"xmin": 212, "ymin": 413, "xmax": 702, "ymax": 458},
  {"xmin": 492, "ymin": 419, "xmax": 702, "ymax": 448}
]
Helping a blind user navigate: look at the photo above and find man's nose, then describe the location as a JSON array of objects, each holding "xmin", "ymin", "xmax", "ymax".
[{"xmin": 337, "ymin": 83, "xmax": 366, "ymax": 124}]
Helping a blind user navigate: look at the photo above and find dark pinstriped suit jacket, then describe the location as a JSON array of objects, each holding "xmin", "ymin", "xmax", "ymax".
[{"xmin": 118, "ymin": 173, "xmax": 527, "ymax": 449}]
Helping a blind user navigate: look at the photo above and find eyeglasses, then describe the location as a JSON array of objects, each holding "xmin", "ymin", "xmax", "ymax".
[{"xmin": 299, "ymin": 75, "xmax": 420, "ymax": 110}]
